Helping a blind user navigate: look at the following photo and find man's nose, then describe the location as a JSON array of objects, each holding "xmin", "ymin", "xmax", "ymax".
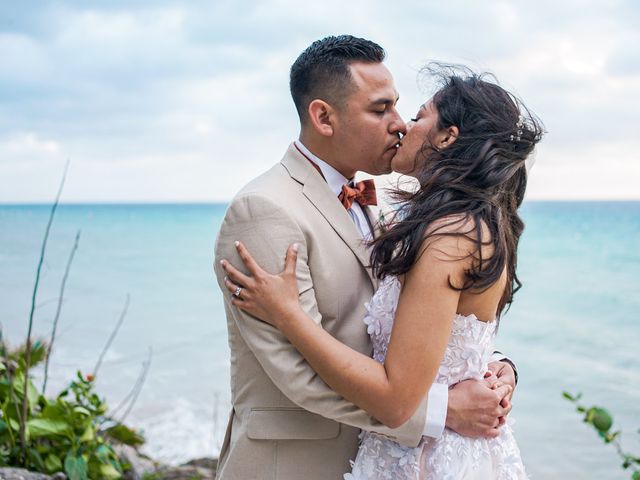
[{"xmin": 390, "ymin": 114, "xmax": 407, "ymax": 135}]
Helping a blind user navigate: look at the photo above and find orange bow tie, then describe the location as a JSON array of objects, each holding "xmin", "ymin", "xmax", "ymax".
[{"xmin": 338, "ymin": 180, "xmax": 378, "ymax": 210}]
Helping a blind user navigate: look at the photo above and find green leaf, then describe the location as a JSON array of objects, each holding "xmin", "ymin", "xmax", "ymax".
[
  {"xmin": 79, "ymin": 423, "xmax": 94, "ymax": 443},
  {"xmin": 562, "ymin": 391, "xmax": 575, "ymax": 401},
  {"xmin": 632, "ymin": 471, "xmax": 640, "ymax": 480},
  {"xmin": 8, "ymin": 418, "xmax": 20, "ymax": 432},
  {"xmin": 27, "ymin": 447, "xmax": 46, "ymax": 471},
  {"xmin": 93, "ymin": 444, "xmax": 112, "ymax": 463},
  {"xmin": 12, "ymin": 372, "xmax": 40, "ymax": 410},
  {"xmin": 42, "ymin": 402, "xmax": 68, "ymax": 420},
  {"xmin": 27, "ymin": 418, "xmax": 71, "ymax": 437},
  {"xmin": 65, "ymin": 454, "xmax": 88, "ymax": 480},
  {"xmin": 74, "ymin": 406, "xmax": 91, "ymax": 417},
  {"xmin": 45, "ymin": 453, "xmax": 63, "ymax": 473},
  {"xmin": 99, "ymin": 462, "xmax": 122, "ymax": 479},
  {"xmin": 26, "ymin": 381, "xmax": 40, "ymax": 410},
  {"xmin": 0, "ymin": 362, "xmax": 6, "ymax": 373},
  {"xmin": 29, "ymin": 340, "xmax": 48, "ymax": 366},
  {"xmin": 591, "ymin": 407, "xmax": 613, "ymax": 432},
  {"xmin": 105, "ymin": 424, "xmax": 145, "ymax": 447}
]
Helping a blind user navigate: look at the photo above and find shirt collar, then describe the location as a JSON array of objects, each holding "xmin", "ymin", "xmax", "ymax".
[{"xmin": 294, "ymin": 140, "xmax": 350, "ymax": 197}]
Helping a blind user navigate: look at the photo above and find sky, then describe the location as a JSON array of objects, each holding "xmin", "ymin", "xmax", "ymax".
[{"xmin": 1, "ymin": 0, "xmax": 639, "ymax": 203}]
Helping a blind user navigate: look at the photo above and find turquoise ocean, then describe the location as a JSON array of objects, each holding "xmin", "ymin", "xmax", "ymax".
[{"xmin": 1, "ymin": 202, "xmax": 638, "ymax": 478}]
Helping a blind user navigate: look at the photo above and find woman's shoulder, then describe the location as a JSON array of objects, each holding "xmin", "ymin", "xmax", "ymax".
[{"xmin": 423, "ymin": 214, "xmax": 492, "ymax": 253}]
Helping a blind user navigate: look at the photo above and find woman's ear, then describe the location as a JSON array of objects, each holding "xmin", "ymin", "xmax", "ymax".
[
  {"xmin": 438, "ymin": 125, "xmax": 459, "ymax": 149},
  {"xmin": 307, "ymin": 99, "xmax": 335, "ymax": 137}
]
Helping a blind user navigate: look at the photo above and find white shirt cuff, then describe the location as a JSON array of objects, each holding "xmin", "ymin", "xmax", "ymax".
[{"xmin": 422, "ymin": 383, "xmax": 448, "ymax": 438}]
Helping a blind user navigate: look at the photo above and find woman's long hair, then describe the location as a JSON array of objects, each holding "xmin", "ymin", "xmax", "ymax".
[{"xmin": 370, "ymin": 64, "xmax": 544, "ymax": 318}]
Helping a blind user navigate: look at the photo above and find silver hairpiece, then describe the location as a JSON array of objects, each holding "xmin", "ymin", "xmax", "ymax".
[{"xmin": 510, "ymin": 115, "xmax": 525, "ymax": 142}]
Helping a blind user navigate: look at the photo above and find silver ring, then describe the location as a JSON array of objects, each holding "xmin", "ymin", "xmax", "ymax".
[{"xmin": 233, "ymin": 286, "xmax": 243, "ymax": 298}]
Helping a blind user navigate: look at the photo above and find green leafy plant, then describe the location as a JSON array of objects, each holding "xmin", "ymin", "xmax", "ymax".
[
  {"xmin": 0, "ymin": 339, "xmax": 144, "ymax": 479},
  {"xmin": 563, "ymin": 391, "xmax": 640, "ymax": 479},
  {"xmin": 1, "ymin": 165, "xmax": 152, "ymax": 479}
]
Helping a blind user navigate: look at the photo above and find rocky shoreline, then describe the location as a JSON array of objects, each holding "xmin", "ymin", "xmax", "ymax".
[{"xmin": 0, "ymin": 447, "xmax": 217, "ymax": 480}]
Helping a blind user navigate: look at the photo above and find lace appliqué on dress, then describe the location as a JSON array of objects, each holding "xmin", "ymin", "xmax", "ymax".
[{"xmin": 345, "ymin": 276, "xmax": 528, "ymax": 480}]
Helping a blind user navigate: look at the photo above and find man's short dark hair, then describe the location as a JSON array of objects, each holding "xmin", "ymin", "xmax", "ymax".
[{"xmin": 290, "ymin": 35, "xmax": 385, "ymax": 124}]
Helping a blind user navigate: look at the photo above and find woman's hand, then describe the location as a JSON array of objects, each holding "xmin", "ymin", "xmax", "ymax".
[{"xmin": 221, "ymin": 241, "xmax": 302, "ymax": 328}]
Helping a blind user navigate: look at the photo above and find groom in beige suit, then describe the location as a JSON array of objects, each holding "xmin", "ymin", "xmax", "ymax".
[{"xmin": 213, "ymin": 35, "xmax": 517, "ymax": 480}]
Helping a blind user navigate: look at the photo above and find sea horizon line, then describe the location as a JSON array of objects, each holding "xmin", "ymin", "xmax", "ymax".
[{"xmin": 1, "ymin": 198, "xmax": 640, "ymax": 207}]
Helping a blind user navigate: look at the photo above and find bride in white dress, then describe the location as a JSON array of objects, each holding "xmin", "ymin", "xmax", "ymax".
[{"xmin": 221, "ymin": 65, "xmax": 543, "ymax": 479}]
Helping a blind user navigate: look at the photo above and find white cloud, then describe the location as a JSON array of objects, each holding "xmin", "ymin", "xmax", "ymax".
[
  {"xmin": 0, "ymin": 0, "xmax": 638, "ymax": 202},
  {"xmin": 0, "ymin": 132, "xmax": 61, "ymax": 156}
]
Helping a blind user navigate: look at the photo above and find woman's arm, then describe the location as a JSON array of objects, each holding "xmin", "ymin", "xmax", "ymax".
[{"xmin": 221, "ymin": 234, "xmax": 504, "ymax": 428}]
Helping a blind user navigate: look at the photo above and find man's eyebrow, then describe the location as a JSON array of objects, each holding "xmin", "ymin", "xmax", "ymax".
[{"xmin": 371, "ymin": 93, "xmax": 400, "ymax": 106}]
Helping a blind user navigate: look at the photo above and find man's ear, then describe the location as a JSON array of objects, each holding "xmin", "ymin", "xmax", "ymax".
[
  {"xmin": 307, "ymin": 99, "xmax": 335, "ymax": 137},
  {"xmin": 438, "ymin": 125, "xmax": 459, "ymax": 149}
]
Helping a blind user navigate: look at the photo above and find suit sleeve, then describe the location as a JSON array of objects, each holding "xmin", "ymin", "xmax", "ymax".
[{"xmin": 214, "ymin": 193, "xmax": 427, "ymax": 447}]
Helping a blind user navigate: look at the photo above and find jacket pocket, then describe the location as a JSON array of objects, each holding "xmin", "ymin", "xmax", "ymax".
[{"xmin": 247, "ymin": 407, "xmax": 340, "ymax": 440}]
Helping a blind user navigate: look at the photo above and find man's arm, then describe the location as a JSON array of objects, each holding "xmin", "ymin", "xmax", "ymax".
[{"xmin": 214, "ymin": 193, "xmax": 427, "ymax": 447}]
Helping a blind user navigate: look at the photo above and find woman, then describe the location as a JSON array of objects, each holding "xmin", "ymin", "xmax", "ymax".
[{"xmin": 220, "ymin": 65, "xmax": 543, "ymax": 479}]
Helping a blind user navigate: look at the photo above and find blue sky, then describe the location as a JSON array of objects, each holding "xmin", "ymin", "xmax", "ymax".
[{"xmin": 1, "ymin": 0, "xmax": 639, "ymax": 202}]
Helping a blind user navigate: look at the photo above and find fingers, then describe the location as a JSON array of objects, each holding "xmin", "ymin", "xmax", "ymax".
[
  {"xmin": 233, "ymin": 240, "xmax": 263, "ymax": 276},
  {"xmin": 223, "ymin": 275, "xmax": 246, "ymax": 300},
  {"xmin": 493, "ymin": 384, "xmax": 512, "ymax": 402},
  {"xmin": 284, "ymin": 243, "xmax": 299, "ymax": 276},
  {"xmin": 500, "ymin": 398, "xmax": 512, "ymax": 417},
  {"xmin": 492, "ymin": 361, "xmax": 516, "ymax": 390},
  {"xmin": 484, "ymin": 372, "xmax": 499, "ymax": 389},
  {"xmin": 221, "ymin": 258, "xmax": 251, "ymax": 288},
  {"xmin": 231, "ymin": 295, "xmax": 247, "ymax": 309}
]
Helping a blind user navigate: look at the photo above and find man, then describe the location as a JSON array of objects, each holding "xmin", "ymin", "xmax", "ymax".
[{"xmin": 213, "ymin": 35, "xmax": 516, "ymax": 480}]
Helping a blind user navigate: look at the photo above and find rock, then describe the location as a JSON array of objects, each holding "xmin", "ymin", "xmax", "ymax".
[
  {"xmin": 182, "ymin": 458, "xmax": 217, "ymax": 471},
  {"xmin": 0, "ymin": 456, "xmax": 217, "ymax": 480},
  {"xmin": 154, "ymin": 464, "xmax": 215, "ymax": 480},
  {"xmin": 0, "ymin": 468, "xmax": 63, "ymax": 480},
  {"xmin": 113, "ymin": 444, "xmax": 158, "ymax": 480},
  {"xmin": 153, "ymin": 458, "xmax": 217, "ymax": 480}
]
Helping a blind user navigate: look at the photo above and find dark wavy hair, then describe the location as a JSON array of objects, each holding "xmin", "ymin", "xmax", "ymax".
[
  {"xmin": 370, "ymin": 64, "xmax": 544, "ymax": 318},
  {"xmin": 290, "ymin": 35, "xmax": 385, "ymax": 124}
]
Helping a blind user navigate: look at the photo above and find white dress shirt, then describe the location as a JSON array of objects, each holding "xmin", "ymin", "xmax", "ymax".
[{"xmin": 295, "ymin": 140, "xmax": 448, "ymax": 438}]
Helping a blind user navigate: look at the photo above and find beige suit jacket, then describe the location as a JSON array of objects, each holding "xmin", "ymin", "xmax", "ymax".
[{"xmin": 213, "ymin": 144, "xmax": 429, "ymax": 480}]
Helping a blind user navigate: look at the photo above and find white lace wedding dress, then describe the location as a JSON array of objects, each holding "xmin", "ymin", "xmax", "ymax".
[{"xmin": 344, "ymin": 276, "xmax": 528, "ymax": 480}]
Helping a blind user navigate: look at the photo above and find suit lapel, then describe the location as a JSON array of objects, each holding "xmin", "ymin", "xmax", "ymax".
[{"xmin": 281, "ymin": 144, "xmax": 376, "ymax": 287}]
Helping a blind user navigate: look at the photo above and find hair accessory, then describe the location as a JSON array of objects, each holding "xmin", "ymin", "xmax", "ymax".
[{"xmin": 510, "ymin": 115, "xmax": 525, "ymax": 142}]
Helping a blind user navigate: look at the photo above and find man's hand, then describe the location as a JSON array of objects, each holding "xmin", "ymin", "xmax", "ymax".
[
  {"xmin": 486, "ymin": 360, "xmax": 517, "ymax": 403},
  {"xmin": 445, "ymin": 379, "xmax": 512, "ymax": 438}
]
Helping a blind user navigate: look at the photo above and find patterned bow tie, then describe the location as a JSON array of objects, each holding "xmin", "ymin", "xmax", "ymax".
[{"xmin": 338, "ymin": 180, "xmax": 378, "ymax": 210}]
